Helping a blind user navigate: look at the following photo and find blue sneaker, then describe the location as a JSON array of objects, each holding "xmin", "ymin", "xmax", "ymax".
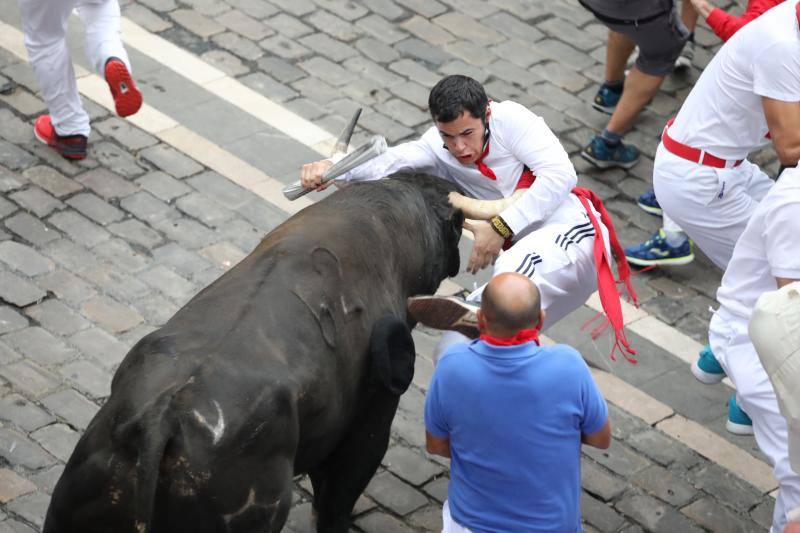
[
  {"xmin": 581, "ymin": 136, "xmax": 640, "ymax": 170},
  {"xmin": 691, "ymin": 344, "xmax": 726, "ymax": 384},
  {"xmin": 592, "ymin": 82, "xmax": 623, "ymax": 114},
  {"xmin": 726, "ymin": 393, "xmax": 754, "ymax": 435},
  {"xmin": 637, "ymin": 189, "xmax": 662, "ymax": 216},
  {"xmin": 624, "ymin": 229, "xmax": 694, "ymax": 266}
]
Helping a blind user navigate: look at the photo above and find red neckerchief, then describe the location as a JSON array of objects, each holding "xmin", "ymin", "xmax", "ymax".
[
  {"xmin": 474, "ymin": 138, "xmax": 497, "ymax": 180},
  {"xmin": 479, "ymin": 328, "xmax": 540, "ymax": 346},
  {"xmin": 510, "ymin": 172, "xmax": 639, "ymax": 363}
]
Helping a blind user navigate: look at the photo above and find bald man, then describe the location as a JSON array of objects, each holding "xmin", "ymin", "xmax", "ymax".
[{"xmin": 424, "ymin": 273, "xmax": 611, "ymax": 533}]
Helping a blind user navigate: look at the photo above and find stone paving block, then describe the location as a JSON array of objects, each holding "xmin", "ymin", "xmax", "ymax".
[
  {"xmin": 298, "ymin": 57, "xmax": 356, "ymax": 87},
  {"xmin": 422, "ymin": 476, "xmax": 448, "ymax": 503},
  {"xmin": 0, "ymin": 468, "xmax": 36, "ymax": 503},
  {"xmin": 0, "ymin": 90, "xmax": 47, "ymax": 119},
  {"xmin": 199, "ymin": 50, "xmax": 249, "ymax": 77},
  {"xmin": 365, "ymin": 470, "xmax": 429, "ymax": 516},
  {"xmin": 187, "ymin": 171, "xmax": 257, "ymax": 210},
  {"xmin": 215, "ymin": 219, "xmax": 261, "ymax": 253},
  {"xmin": 263, "ymin": 13, "xmax": 312, "ymax": 39},
  {"xmin": 48, "ymin": 210, "xmax": 110, "ymax": 248},
  {"xmin": 9, "ymin": 187, "xmax": 64, "ymax": 218},
  {"xmin": 0, "ymin": 241, "xmax": 54, "ymax": 276},
  {"xmin": 0, "ymin": 358, "xmax": 60, "ymax": 398},
  {"xmin": 35, "ymin": 269, "xmax": 95, "ymax": 305},
  {"xmin": 120, "ymin": 191, "xmax": 178, "ymax": 224},
  {"xmin": 93, "ymin": 239, "xmax": 151, "ymax": 273},
  {"xmin": 641, "ymin": 367, "xmax": 728, "ymax": 424},
  {"xmin": 681, "ymin": 496, "xmax": 760, "ymax": 533},
  {"xmin": 582, "ymin": 440, "xmax": 651, "ymax": 478},
  {"xmin": 139, "ymin": 265, "xmax": 196, "ymax": 301},
  {"xmin": 70, "ymin": 327, "xmax": 129, "ymax": 369},
  {"xmin": 581, "ymin": 458, "xmax": 627, "ymax": 502},
  {"xmin": 140, "ymin": 144, "xmax": 203, "ymax": 179},
  {"xmin": 438, "ymin": 59, "xmax": 490, "ymax": 84},
  {"xmin": 81, "ymin": 295, "xmax": 143, "ymax": 334},
  {"xmin": 389, "ymin": 80, "xmax": 429, "ymax": 109},
  {"xmin": 406, "ymin": 505, "xmax": 441, "ymax": 531},
  {"xmin": 25, "ymin": 300, "xmax": 91, "ymax": 337},
  {"xmin": 686, "ymin": 463, "xmax": 764, "ymax": 513},
  {"xmin": 582, "ymin": 491, "xmax": 626, "ymax": 532},
  {"xmin": 80, "ymin": 266, "xmax": 151, "ymax": 304},
  {"xmin": 360, "ymin": 0, "xmax": 407, "ymax": 20},
  {"xmin": 0, "ymin": 195, "xmax": 16, "ymax": 220},
  {"xmin": 75, "ymin": 168, "xmax": 137, "ymax": 199},
  {"xmin": 212, "ymin": 32, "xmax": 264, "ymax": 61},
  {"xmin": 307, "ymin": 10, "xmax": 361, "ymax": 42},
  {"xmin": 615, "ymin": 491, "xmax": 703, "ymax": 533},
  {"xmin": 108, "ymin": 219, "xmax": 164, "ymax": 249},
  {"xmin": 283, "ymin": 501, "xmax": 313, "ymax": 533},
  {"xmin": 357, "ymin": 14, "xmax": 409, "ymax": 45},
  {"xmin": 0, "ymin": 307, "xmax": 27, "ymax": 336},
  {"xmin": 392, "ymin": 37, "xmax": 451, "ymax": 68},
  {"xmin": 0, "ymin": 167, "xmax": 24, "ymax": 193},
  {"xmin": 154, "ymin": 217, "xmax": 218, "ymax": 249},
  {"xmin": 0, "ymin": 427, "xmax": 56, "ymax": 469},
  {"xmin": 382, "ymin": 445, "xmax": 444, "ymax": 487},
  {"xmin": 0, "ymin": 270, "xmax": 46, "ymax": 307},
  {"xmin": 259, "ymin": 34, "xmax": 312, "ymax": 60},
  {"xmin": 239, "ymin": 72, "xmax": 299, "ymax": 102},
  {"xmin": 180, "ymin": 0, "xmax": 230, "ymax": 17},
  {"xmin": 359, "ymin": 110, "xmax": 415, "ymax": 143},
  {"xmin": 395, "ymin": 0, "xmax": 446, "ymax": 17},
  {"xmin": 626, "ymin": 428, "xmax": 702, "ymax": 471},
  {"xmin": 269, "ymin": 0, "xmax": 315, "ymax": 16},
  {"xmin": 433, "ymin": 12, "xmax": 504, "ymax": 47},
  {"xmin": 3, "ymin": 326, "xmax": 76, "ymax": 366},
  {"xmin": 0, "ymin": 110, "xmax": 32, "ymax": 145},
  {"xmin": 94, "ymin": 117, "xmax": 158, "ymax": 151},
  {"xmin": 748, "ymin": 498, "xmax": 775, "ymax": 530},
  {"xmin": 344, "ymin": 56, "xmax": 405, "ymax": 87},
  {"xmin": 133, "ymin": 293, "xmax": 180, "ymax": 327},
  {"xmin": 217, "ymin": 9, "xmax": 272, "ymax": 41},
  {"xmin": 191, "ymin": 266, "xmax": 222, "ymax": 287},
  {"xmin": 138, "ymin": 0, "xmax": 177, "ymax": 13},
  {"xmin": 58, "ymin": 358, "xmax": 112, "ymax": 399},
  {"xmin": 0, "ymin": 519, "xmax": 38, "ymax": 533},
  {"xmin": 122, "ymin": 3, "xmax": 173, "ymax": 32},
  {"xmin": 29, "ymin": 464, "xmax": 64, "ymax": 495},
  {"xmin": 290, "ymin": 76, "xmax": 341, "ymax": 105},
  {"xmin": 0, "ymin": 393, "xmax": 55, "ymax": 432},
  {"xmin": 152, "ymin": 243, "xmax": 213, "ymax": 276},
  {"xmin": 484, "ymin": 11, "xmax": 544, "ymax": 42},
  {"xmin": 42, "ymin": 388, "xmax": 99, "ymax": 431},
  {"xmin": 90, "ymin": 142, "xmax": 147, "ymax": 178},
  {"xmin": 631, "ymin": 464, "xmax": 696, "ymax": 507},
  {"xmin": 66, "ymin": 193, "xmax": 125, "ymax": 226},
  {"xmin": 135, "ymin": 171, "xmax": 190, "ymax": 202},
  {"xmin": 20, "ymin": 166, "xmax": 81, "ymax": 198},
  {"xmin": 356, "ymin": 510, "xmax": 417, "ymax": 533},
  {"xmin": 198, "ymin": 242, "xmax": 246, "ymax": 270},
  {"xmin": 0, "ymin": 338, "xmax": 16, "ymax": 366},
  {"xmin": 4, "ymin": 212, "xmax": 59, "ymax": 247},
  {"xmin": 400, "ymin": 16, "xmax": 454, "ymax": 47},
  {"xmin": 30, "ymin": 423, "xmax": 80, "ymax": 463},
  {"xmin": 5, "ymin": 491, "xmax": 50, "ymax": 529},
  {"xmin": 374, "ymin": 98, "xmax": 429, "ymax": 128},
  {"xmin": 538, "ymin": 16, "xmax": 602, "ymax": 51}
]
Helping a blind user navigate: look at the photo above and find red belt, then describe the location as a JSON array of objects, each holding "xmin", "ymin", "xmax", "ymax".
[{"xmin": 661, "ymin": 118, "xmax": 743, "ymax": 169}]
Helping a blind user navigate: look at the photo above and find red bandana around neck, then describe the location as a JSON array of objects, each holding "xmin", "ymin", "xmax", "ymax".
[
  {"xmin": 479, "ymin": 328, "xmax": 540, "ymax": 346},
  {"xmin": 474, "ymin": 139, "xmax": 497, "ymax": 180}
]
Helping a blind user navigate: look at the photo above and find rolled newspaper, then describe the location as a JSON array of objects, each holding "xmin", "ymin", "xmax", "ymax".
[{"xmin": 283, "ymin": 135, "xmax": 388, "ymax": 201}]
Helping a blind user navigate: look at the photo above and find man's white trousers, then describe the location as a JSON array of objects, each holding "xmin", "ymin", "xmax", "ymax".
[
  {"xmin": 710, "ymin": 310, "xmax": 800, "ymax": 533},
  {"xmin": 17, "ymin": 0, "xmax": 131, "ymax": 137},
  {"xmin": 653, "ymin": 143, "xmax": 773, "ymax": 270}
]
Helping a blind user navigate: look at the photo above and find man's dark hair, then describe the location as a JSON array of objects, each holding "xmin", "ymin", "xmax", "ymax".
[
  {"xmin": 481, "ymin": 277, "xmax": 541, "ymax": 333},
  {"xmin": 428, "ymin": 75, "xmax": 489, "ymax": 124}
]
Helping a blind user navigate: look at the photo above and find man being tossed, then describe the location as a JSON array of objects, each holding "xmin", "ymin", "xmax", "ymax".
[
  {"xmin": 301, "ymin": 75, "xmax": 635, "ymax": 358},
  {"xmin": 424, "ymin": 273, "xmax": 611, "ymax": 532}
]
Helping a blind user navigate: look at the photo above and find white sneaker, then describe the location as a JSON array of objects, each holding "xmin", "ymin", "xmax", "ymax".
[{"xmin": 675, "ymin": 41, "xmax": 694, "ymax": 70}]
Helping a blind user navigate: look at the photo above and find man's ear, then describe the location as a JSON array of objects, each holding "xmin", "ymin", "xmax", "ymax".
[
  {"xmin": 484, "ymin": 104, "xmax": 491, "ymax": 121},
  {"xmin": 536, "ymin": 310, "xmax": 546, "ymax": 331}
]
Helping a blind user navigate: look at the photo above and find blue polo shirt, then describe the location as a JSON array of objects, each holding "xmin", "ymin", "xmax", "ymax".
[{"xmin": 424, "ymin": 340, "xmax": 607, "ymax": 533}]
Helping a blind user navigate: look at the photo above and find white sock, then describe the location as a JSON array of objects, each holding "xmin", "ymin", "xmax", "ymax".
[{"xmin": 663, "ymin": 229, "xmax": 687, "ymax": 247}]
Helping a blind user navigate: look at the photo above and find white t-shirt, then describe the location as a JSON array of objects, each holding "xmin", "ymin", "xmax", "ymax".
[
  {"xmin": 716, "ymin": 167, "xmax": 800, "ymax": 322},
  {"xmin": 337, "ymin": 100, "xmax": 579, "ymax": 235},
  {"xmin": 668, "ymin": 0, "xmax": 800, "ymax": 160}
]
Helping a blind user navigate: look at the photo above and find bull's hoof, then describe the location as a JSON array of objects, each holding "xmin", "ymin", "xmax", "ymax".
[{"xmin": 407, "ymin": 295, "xmax": 479, "ymax": 338}]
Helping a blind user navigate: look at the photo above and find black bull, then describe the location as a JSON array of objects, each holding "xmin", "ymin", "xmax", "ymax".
[{"xmin": 43, "ymin": 174, "xmax": 464, "ymax": 533}]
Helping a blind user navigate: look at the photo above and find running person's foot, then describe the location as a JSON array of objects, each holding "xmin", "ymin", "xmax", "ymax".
[
  {"xmin": 625, "ymin": 229, "xmax": 695, "ymax": 267},
  {"xmin": 592, "ymin": 82, "xmax": 623, "ymax": 114},
  {"xmin": 581, "ymin": 135, "xmax": 640, "ymax": 169},
  {"xmin": 726, "ymin": 393, "xmax": 754, "ymax": 435},
  {"xmin": 691, "ymin": 344, "xmax": 726, "ymax": 384},
  {"xmin": 407, "ymin": 295, "xmax": 480, "ymax": 339},
  {"xmin": 33, "ymin": 115, "xmax": 87, "ymax": 160},
  {"xmin": 636, "ymin": 189, "xmax": 662, "ymax": 216},
  {"xmin": 675, "ymin": 40, "xmax": 695, "ymax": 70},
  {"xmin": 104, "ymin": 57, "xmax": 142, "ymax": 117}
]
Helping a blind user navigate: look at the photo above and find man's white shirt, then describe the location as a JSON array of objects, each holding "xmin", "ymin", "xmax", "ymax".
[
  {"xmin": 717, "ymin": 167, "xmax": 800, "ymax": 321},
  {"xmin": 336, "ymin": 100, "xmax": 580, "ymax": 237},
  {"xmin": 668, "ymin": 0, "xmax": 800, "ymax": 160}
]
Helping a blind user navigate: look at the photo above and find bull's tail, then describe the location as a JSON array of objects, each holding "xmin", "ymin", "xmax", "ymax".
[{"xmin": 115, "ymin": 395, "xmax": 174, "ymax": 533}]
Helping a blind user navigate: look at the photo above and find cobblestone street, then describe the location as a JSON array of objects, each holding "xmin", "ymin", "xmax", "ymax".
[{"xmin": 0, "ymin": 0, "xmax": 783, "ymax": 531}]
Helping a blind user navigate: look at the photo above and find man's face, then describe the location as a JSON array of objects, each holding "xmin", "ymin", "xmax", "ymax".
[{"xmin": 436, "ymin": 108, "xmax": 489, "ymax": 166}]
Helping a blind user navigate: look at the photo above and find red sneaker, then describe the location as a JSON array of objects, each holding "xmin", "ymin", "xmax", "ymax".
[
  {"xmin": 104, "ymin": 58, "xmax": 142, "ymax": 117},
  {"xmin": 33, "ymin": 115, "xmax": 87, "ymax": 160}
]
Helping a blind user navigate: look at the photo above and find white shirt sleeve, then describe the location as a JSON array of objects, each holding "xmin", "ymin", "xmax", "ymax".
[
  {"xmin": 495, "ymin": 103, "xmax": 577, "ymax": 234},
  {"xmin": 764, "ymin": 189, "xmax": 800, "ymax": 280},
  {"xmin": 754, "ymin": 40, "xmax": 800, "ymax": 103},
  {"xmin": 336, "ymin": 137, "xmax": 440, "ymax": 183}
]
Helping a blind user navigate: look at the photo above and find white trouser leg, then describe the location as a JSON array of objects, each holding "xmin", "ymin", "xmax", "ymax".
[
  {"xmin": 76, "ymin": 0, "xmax": 130, "ymax": 74},
  {"xmin": 653, "ymin": 143, "xmax": 774, "ymax": 270},
  {"xmin": 662, "ymin": 211, "xmax": 683, "ymax": 235},
  {"xmin": 441, "ymin": 500, "xmax": 471, "ymax": 533},
  {"xmin": 710, "ymin": 313, "xmax": 800, "ymax": 533},
  {"xmin": 18, "ymin": 0, "xmax": 89, "ymax": 136}
]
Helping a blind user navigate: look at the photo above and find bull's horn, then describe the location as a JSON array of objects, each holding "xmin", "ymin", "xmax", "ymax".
[
  {"xmin": 448, "ymin": 189, "xmax": 526, "ymax": 220},
  {"xmin": 331, "ymin": 108, "xmax": 362, "ymax": 157}
]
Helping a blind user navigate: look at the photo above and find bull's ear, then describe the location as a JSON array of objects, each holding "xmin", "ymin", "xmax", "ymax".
[
  {"xmin": 369, "ymin": 315, "xmax": 415, "ymax": 395},
  {"xmin": 447, "ymin": 208, "xmax": 464, "ymax": 277}
]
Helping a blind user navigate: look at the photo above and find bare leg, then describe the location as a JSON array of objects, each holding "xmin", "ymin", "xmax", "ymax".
[
  {"xmin": 604, "ymin": 29, "xmax": 635, "ymax": 83},
  {"xmin": 606, "ymin": 67, "xmax": 664, "ymax": 135},
  {"xmin": 681, "ymin": 0, "xmax": 699, "ymax": 32}
]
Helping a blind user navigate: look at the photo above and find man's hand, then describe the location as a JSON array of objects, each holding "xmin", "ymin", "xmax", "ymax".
[
  {"xmin": 464, "ymin": 220, "xmax": 505, "ymax": 274},
  {"xmin": 300, "ymin": 159, "xmax": 334, "ymax": 191},
  {"xmin": 689, "ymin": 0, "xmax": 713, "ymax": 18}
]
